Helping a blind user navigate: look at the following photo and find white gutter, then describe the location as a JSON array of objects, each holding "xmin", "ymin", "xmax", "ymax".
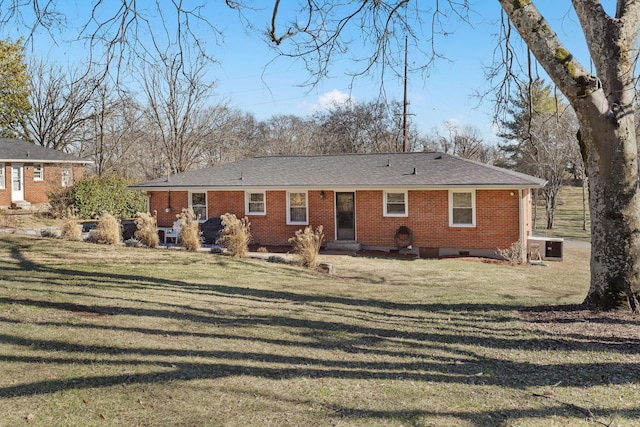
[
  {"xmin": 0, "ymin": 159, "xmax": 93, "ymax": 164},
  {"xmin": 129, "ymin": 183, "xmax": 547, "ymax": 192},
  {"xmin": 519, "ymin": 188, "xmax": 525, "ymax": 262}
]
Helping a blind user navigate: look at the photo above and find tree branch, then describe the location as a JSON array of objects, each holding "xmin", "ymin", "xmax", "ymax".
[{"xmin": 498, "ymin": 0, "xmax": 594, "ymax": 101}]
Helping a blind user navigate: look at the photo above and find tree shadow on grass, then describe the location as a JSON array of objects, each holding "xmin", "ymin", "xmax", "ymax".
[
  {"xmin": 0, "ymin": 242, "xmax": 600, "ymax": 323},
  {"xmin": 0, "ymin": 340, "xmax": 638, "ymax": 426},
  {"xmin": 0, "ymin": 292, "xmax": 639, "ymax": 395},
  {"xmin": 325, "ymin": 404, "xmax": 640, "ymax": 427},
  {"xmin": 3, "ymin": 294, "xmax": 639, "ymax": 358},
  {"xmin": 0, "ymin": 330, "xmax": 637, "ymax": 390},
  {"xmin": 4, "ymin": 242, "xmax": 528, "ymax": 319},
  {"xmin": 1, "ymin": 240, "xmax": 639, "ymax": 425},
  {"xmin": 231, "ymin": 387, "xmax": 639, "ymax": 427},
  {"xmin": 3, "ymin": 240, "xmax": 640, "ymax": 356}
]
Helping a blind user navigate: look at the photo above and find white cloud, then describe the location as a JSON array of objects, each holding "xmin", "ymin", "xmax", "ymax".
[
  {"xmin": 318, "ymin": 89, "xmax": 354, "ymax": 109},
  {"xmin": 299, "ymin": 89, "xmax": 355, "ymax": 115}
]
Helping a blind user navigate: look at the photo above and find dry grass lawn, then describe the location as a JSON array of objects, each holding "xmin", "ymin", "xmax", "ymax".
[{"xmin": 0, "ymin": 234, "xmax": 638, "ymax": 426}]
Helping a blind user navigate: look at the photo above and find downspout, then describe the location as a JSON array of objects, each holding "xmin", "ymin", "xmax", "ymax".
[{"xmin": 519, "ymin": 189, "xmax": 525, "ymax": 262}]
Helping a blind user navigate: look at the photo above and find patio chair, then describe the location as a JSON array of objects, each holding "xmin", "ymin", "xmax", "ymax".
[{"xmin": 164, "ymin": 220, "xmax": 182, "ymax": 244}]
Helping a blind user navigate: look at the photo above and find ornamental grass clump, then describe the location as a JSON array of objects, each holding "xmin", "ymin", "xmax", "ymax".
[
  {"xmin": 134, "ymin": 212, "xmax": 159, "ymax": 248},
  {"xmin": 217, "ymin": 213, "xmax": 251, "ymax": 258},
  {"xmin": 177, "ymin": 208, "xmax": 201, "ymax": 251},
  {"xmin": 60, "ymin": 208, "xmax": 82, "ymax": 241},
  {"xmin": 289, "ymin": 225, "xmax": 324, "ymax": 269},
  {"xmin": 94, "ymin": 212, "xmax": 122, "ymax": 245},
  {"xmin": 497, "ymin": 240, "xmax": 523, "ymax": 265}
]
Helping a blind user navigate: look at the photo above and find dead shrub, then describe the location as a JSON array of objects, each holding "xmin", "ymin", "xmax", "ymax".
[
  {"xmin": 217, "ymin": 213, "xmax": 251, "ymax": 258},
  {"xmin": 46, "ymin": 185, "xmax": 73, "ymax": 219},
  {"xmin": 289, "ymin": 225, "xmax": 324, "ymax": 268},
  {"xmin": 177, "ymin": 208, "xmax": 201, "ymax": 251},
  {"xmin": 497, "ymin": 240, "xmax": 523, "ymax": 265},
  {"xmin": 61, "ymin": 209, "xmax": 82, "ymax": 241},
  {"xmin": 134, "ymin": 212, "xmax": 159, "ymax": 248},
  {"xmin": 94, "ymin": 213, "xmax": 122, "ymax": 245}
]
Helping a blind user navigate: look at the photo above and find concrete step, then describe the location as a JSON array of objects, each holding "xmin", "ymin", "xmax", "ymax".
[
  {"xmin": 11, "ymin": 200, "xmax": 32, "ymax": 210},
  {"xmin": 325, "ymin": 240, "xmax": 361, "ymax": 252}
]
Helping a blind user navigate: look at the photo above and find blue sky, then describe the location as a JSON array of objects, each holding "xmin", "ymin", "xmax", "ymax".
[
  {"xmin": 206, "ymin": 1, "xmax": 614, "ymax": 143},
  {"xmin": 4, "ymin": 1, "xmax": 618, "ymax": 144},
  {"xmin": 211, "ymin": 2, "xmax": 509, "ymax": 141}
]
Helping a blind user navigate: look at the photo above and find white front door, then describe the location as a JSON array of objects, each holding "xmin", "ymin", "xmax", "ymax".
[{"xmin": 11, "ymin": 164, "xmax": 24, "ymax": 201}]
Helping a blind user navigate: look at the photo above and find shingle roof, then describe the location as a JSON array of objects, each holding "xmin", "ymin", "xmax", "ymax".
[
  {"xmin": 131, "ymin": 152, "xmax": 546, "ymax": 190},
  {"xmin": 0, "ymin": 138, "xmax": 93, "ymax": 163}
]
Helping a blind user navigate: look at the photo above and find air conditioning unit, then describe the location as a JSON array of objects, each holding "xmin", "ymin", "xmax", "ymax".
[{"xmin": 527, "ymin": 236, "xmax": 564, "ymax": 262}]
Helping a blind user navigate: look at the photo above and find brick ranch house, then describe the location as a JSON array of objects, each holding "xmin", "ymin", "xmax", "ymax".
[
  {"xmin": 131, "ymin": 152, "xmax": 546, "ymax": 259},
  {"xmin": 0, "ymin": 138, "xmax": 91, "ymax": 209}
]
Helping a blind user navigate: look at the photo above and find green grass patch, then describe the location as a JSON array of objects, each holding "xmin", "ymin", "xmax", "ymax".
[
  {"xmin": 534, "ymin": 185, "xmax": 591, "ymax": 241},
  {"xmin": 0, "ymin": 235, "xmax": 638, "ymax": 426}
]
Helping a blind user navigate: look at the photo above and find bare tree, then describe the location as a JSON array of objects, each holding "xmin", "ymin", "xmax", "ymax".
[
  {"xmin": 312, "ymin": 100, "xmax": 417, "ymax": 154},
  {"xmin": 27, "ymin": 61, "xmax": 98, "ymax": 151},
  {"xmin": 203, "ymin": 107, "xmax": 261, "ymax": 165},
  {"xmin": 82, "ymin": 84, "xmax": 145, "ymax": 179},
  {"xmin": 499, "ymin": 79, "xmax": 579, "ymax": 229},
  {"xmin": 430, "ymin": 121, "xmax": 493, "ymax": 161},
  {"xmin": 139, "ymin": 52, "xmax": 216, "ymax": 174},
  {"xmin": 534, "ymin": 116, "xmax": 577, "ymax": 230},
  {"xmin": 259, "ymin": 114, "xmax": 316, "ymax": 156}
]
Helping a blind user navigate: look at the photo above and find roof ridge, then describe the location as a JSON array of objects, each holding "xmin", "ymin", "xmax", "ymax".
[{"xmin": 251, "ymin": 151, "xmax": 439, "ymax": 160}]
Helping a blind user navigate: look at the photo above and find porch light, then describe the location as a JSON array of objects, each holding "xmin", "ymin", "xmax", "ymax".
[
  {"xmin": 320, "ymin": 191, "xmax": 325, "ymax": 199},
  {"xmin": 166, "ymin": 191, "xmax": 172, "ymax": 213}
]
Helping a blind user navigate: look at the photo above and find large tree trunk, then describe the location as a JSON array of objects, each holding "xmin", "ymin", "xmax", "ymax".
[
  {"xmin": 499, "ymin": 0, "xmax": 640, "ymax": 311},
  {"xmin": 577, "ymin": 100, "xmax": 640, "ymax": 311}
]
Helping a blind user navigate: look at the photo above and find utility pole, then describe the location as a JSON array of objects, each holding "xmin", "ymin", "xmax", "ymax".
[{"xmin": 402, "ymin": 35, "xmax": 408, "ymax": 152}]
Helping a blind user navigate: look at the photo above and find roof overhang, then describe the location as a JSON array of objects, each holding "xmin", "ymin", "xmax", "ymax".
[
  {"xmin": 0, "ymin": 158, "xmax": 94, "ymax": 164},
  {"xmin": 129, "ymin": 182, "xmax": 547, "ymax": 192}
]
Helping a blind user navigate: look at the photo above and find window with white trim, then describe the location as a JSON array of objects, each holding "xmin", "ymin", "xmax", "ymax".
[
  {"xmin": 246, "ymin": 191, "xmax": 266, "ymax": 215},
  {"xmin": 190, "ymin": 192, "xmax": 207, "ymax": 220},
  {"xmin": 61, "ymin": 165, "xmax": 73, "ymax": 187},
  {"xmin": 0, "ymin": 163, "xmax": 4, "ymax": 189},
  {"xmin": 287, "ymin": 191, "xmax": 308, "ymax": 224},
  {"xmin": 33, "ymin": 163, "xmax": 44, "ymax": 181},
  {"xmin": 384, "ymin": 191, "xmax": 408, "ymax": 216},
  {"xmin": 449, "ymin": 190, "xmax": 476, "ymax": 227}
]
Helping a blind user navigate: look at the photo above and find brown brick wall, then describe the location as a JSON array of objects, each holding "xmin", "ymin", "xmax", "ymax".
[
  {"xmin": 0, "ymin": 162, "xmax": 86, "ymax": 206},
  {"xmin": 352, "ymin": 189, "xmax": 519, "ymax": 250},
  {"xmin": 148, "ymin": 188, "xmax": 523, "ymax": 250},
  {"xmin": 150, "ymin": 190, "xmax": 190, "ymax": 226},
  {"xmin": 209, "ymin": 190, "xmax": 245, "ymax": 219},
  {"xmin": 248, "ymin": 190, "xmax": 335, "ymax": 245}
]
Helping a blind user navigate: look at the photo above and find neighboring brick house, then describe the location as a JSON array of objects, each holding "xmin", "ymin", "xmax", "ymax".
[
  {"xmin": 130, "ymin": 152, "xmax": 546, "ymax": 258},
  {"xmin": 0, "ymin": 138, "xmax": 92, "ymax": 208}
]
